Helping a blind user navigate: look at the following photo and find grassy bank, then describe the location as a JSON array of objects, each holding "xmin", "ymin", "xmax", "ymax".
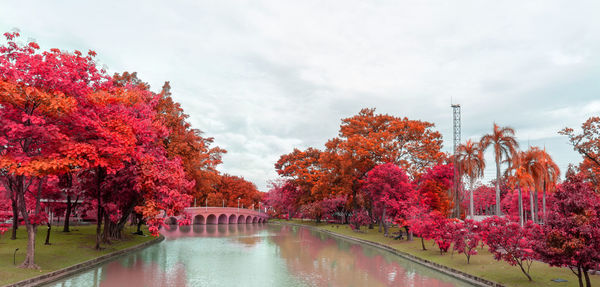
[
  {"xmin": 275, "ymin": 219, "xmax": 599, "ymax": 287},
  {"xmin": 0, "ymin": 224, "xmax": 154, "ymax": 286}
]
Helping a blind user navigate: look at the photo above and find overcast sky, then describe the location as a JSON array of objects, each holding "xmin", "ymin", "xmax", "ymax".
[{"xmin": 2, "ymin": 1, "xmax": 599, "ymax": 191}]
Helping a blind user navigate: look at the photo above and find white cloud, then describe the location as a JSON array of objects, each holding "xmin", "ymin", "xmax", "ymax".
[{"xmin": 1, "ymin": 0, "xmax": 599, "ymax": 190}]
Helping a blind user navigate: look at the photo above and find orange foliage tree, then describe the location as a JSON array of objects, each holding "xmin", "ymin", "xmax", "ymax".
[
  {"xmin": 275, "ymin": 108, "xmax": 445, "ymax": 218},
  {"xmin": 561, "ymin": 117, "xmax": 600, "ymax": 193},
  {"xmin": 206, "ymin": 174, "xmax": 263, "ymax": 209},
  {"xmin": 155, "ymin": 81, "xmax": 225, "ymax": 203}
]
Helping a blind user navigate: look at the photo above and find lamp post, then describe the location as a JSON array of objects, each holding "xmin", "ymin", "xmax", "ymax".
[
  {"xmin": 237, "ymin": 198, "xmax": 240, "ymax": 212},
  {"xmin": 222, "ymin": 199, "xmax": 224, "ymax": 208},
  {"xmin": 13, "ymin": 248, "xmax": 18, "ymax": 265},
  {"xmin": 205, "ymin": 198, "xmax": 208, "ymax": 211}
]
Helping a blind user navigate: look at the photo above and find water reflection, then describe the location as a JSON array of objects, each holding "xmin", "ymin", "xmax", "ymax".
[
  {"xmin": 47, "ymin": 224, "xmax": 471, "ymax": 287},
  {"xmin": 269, "ymin": 225, "xmax": 457, "ymax": 287},
  {"xmin": 162, "ymin": 223, "xmax": 268, "ymax": 239}
]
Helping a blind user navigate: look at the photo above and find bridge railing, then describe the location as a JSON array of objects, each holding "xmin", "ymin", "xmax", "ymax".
[{"xmin": 185, "ymin": 206, "xmax": 267, "ymax": 214}]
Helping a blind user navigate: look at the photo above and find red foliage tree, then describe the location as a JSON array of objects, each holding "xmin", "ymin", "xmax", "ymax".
[
  {"xmin": 534, "ymin": 173, "xmax": 600, "ymax": 287},
  {"xmin": 470, "ymin": 185, "xmax": 496, "ymax": 215},
  {"xmin": 480, "ymin": 216, "xmax": 541, "ymax": 281},
  {"xmin": 451, "ymin": 219, "xmax": 481, "ymax": 264},
  {"xmin": 410, "ymin": 210, "xmax": 457, "ymax": 254},
  {"xmin": 362, "ymin": 163, "xmax": 417, "ymax": 236},
  {"xmin": 431, "ymin": 216, "xmax": 457, "ymax": 255},
  {"xmin": 0, "ymin": 32, "xmax": 109, "ymax": 268},
  {"xmin": 416, "ymin": 164, "xmax": 454, "ymax": 216},
  {"xmin": 320, "ymin": 196, "xmax": 348, "ymax": 223},
  {"xmin": 349, "ymin": 209, "xmax": 371, "ymax": 231},
  {"xmin": 266, "ymin": 180, "xmax": 303, "ymax": 219},
  {"xmin": 408, "ymin": 209, "xmax": 438, "ymax": 250}
]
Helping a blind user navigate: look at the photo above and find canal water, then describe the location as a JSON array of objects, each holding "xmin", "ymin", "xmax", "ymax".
[{"xmin": 47, "ymin": 224, "xmax": 472, "ymax": 287}]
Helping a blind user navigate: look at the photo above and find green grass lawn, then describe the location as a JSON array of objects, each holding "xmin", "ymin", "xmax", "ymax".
[
  {"xmin": 276, "ymin": 219, "xmax": 599, "ymax": 287},
  {"xmin": 0, "ymin": 224, "xmax": 155, "ymax": 286}
]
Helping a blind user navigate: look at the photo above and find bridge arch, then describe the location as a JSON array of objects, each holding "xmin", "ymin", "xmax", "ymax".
[
  {"xmin": 165, "ymin": 217, "xmax": 177, "ymax": 225},
  {"xmin": 181, "ymin": 207, "xmax": 267, "ymax": 225},
  {"xmin": 206, "ymin": 214, "xmax": 217, "ymax": 225},
  {"xmin": 193, "ymin": 214, "xmax": 205, "ymax": 225},
  {"xmin": 218, "ymin": 214, "xmax": 228, "ymax": 224}
]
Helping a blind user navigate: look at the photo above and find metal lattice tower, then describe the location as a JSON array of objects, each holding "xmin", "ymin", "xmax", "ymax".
[
  {"xmin": 451, "ymin": 104, "xmax": 461, "ymax": 218},
  {"xmin": 451, "ymin": 104, "xmax": 461, "ymax": 154}
]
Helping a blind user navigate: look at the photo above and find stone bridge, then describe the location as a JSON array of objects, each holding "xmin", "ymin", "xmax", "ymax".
[{"xmin": 164, "ymin": 207, "xmax": 269, "ymax": 225}]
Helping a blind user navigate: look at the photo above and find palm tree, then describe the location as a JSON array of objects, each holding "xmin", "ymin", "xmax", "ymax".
[
  {"xmin": 480, "ymin": 123, "xmax": 519, "ymax": 216},
  {"xmin": 508, "ymin": 151, "xmax": 535, "ymax": 226},
  {"xmin": 538, "ymin": 148, "xmax": 559, "ymax": 223},
  {"xmin": 456, "ymin": 140, "xmax": 485, "ymax": 218},
  {"xmin": 520, "ymin": 147, "xmax": 544, "ymax": 223}
]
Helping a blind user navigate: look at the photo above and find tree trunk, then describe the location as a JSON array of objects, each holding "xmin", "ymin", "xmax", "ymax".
[
  {"xmin": 136, "ymin": 215, "xmax": 144, "ymax": 235},
  {"xmin": 542, "ymin": 180, "xmax": 547, "ymax": 224},
  {"xmin": 102, "ymin": 213, "xmax": 112, "ymax": 244},
  {"xmin": 453, "ymin": 160, "xmax": 461, "ymax": 218},
  {"xmin": 63, "ymin": 195, "xmax": 72, "ymax": 232},
  {"xmin": 533, "ymin": 189, "xmax": 539, "ymax": 223},
  {"xmin": 518, "ymin": 185, "xmax": 524, "ymax": 226},
  {"xmin": 576, "ymin": 266, "xmax": 583, "ymax": 287},
  {"xmin": 21, "ymin": 224, "xmax": 38, "ymax": 269},
  {"xmin": 10, "ymin": 194, "xmax": 18, "ymax": 240},
  {"xmin": 16, "ymin": 176, "xmax": 39, "ymax": 269},
  {"xmin": 95, "ymin": 167, "xmax": 106, "ymax": 250},
  {"xmin": 517, "ymin": 261, "xmax": 532, "ymax": 281},
  {"xmin": 421, "ymin": 237, "xmax": 427, "ymax": 250},
  {"xmin": 584, "ymin": 268, "xmax": 591, "ymax": 287},
  {"xmin": 469, "ymin": 180, "xmax": 474, "ymax": 218},
  {"xmin": 44, "ymin": 222, "xmax": 51, "ymax": 245},
  {"xmin": 367, "ymin": 203, "xmax": 374, "ymax": 229},
  {"xmin": 95, "ymin": 207, "xmax": 103, "ymax": 250},
  {"xmin": 382, "ymin": 206, "xmax": 388, "ymax": 236},
  {"xmin": 104, "ymin": 202, "xmax": 136, "ymax": 242},
  {"xmin": 530, "ymin": 190, "xmax": 535, "ymax": 222},
  {"xmin": 495, "ymin": 159, "xmax": 502, "ymax": 216}
]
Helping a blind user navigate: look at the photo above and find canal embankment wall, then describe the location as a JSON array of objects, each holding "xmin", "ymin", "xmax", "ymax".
[{"xmin": 5, "ymin": 235, "xmax": 165, "ymax": 287}]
